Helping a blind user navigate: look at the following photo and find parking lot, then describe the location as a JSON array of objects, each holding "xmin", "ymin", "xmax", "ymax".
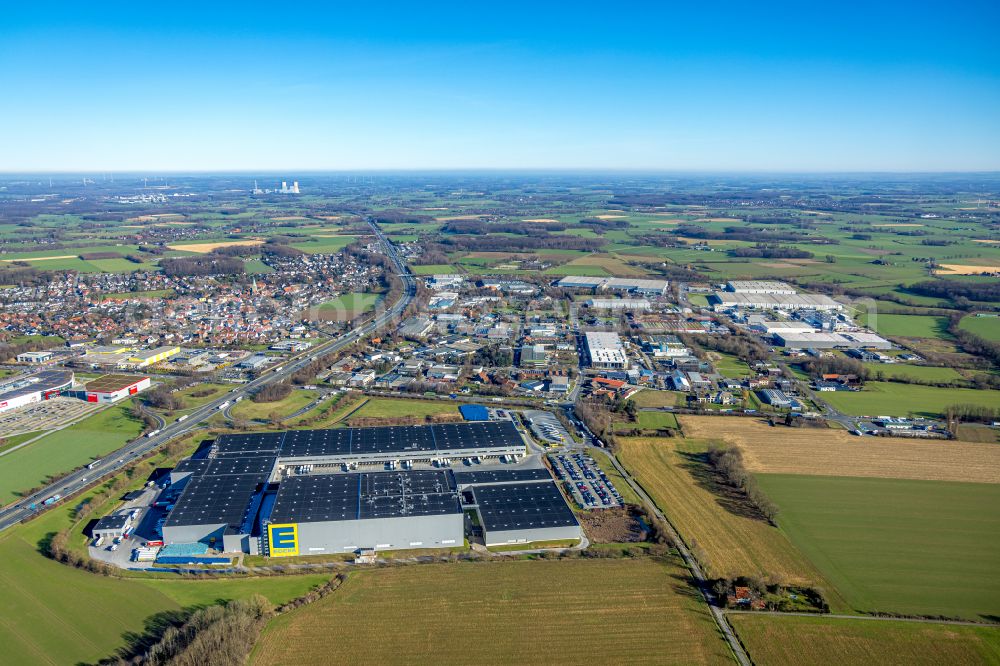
[
  {"xmin": 0, "ymin": 397, "xmax": 100, "ymax": 438},
  {"xmin": 87, "ymin": 483, "xmax": 175, "ymax": 568},
  {"xmin": 550, "ymin": 452, "xmax": 622, "ymax": 509},
  {"xmin": 523, "ymin": 410, "xmax": 572, "ymax": 446}
]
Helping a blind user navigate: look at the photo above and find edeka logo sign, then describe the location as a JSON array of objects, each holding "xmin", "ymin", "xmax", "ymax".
[{"xmin": 268, "ymin": 523, "xmax": 299, "ymax": 557}]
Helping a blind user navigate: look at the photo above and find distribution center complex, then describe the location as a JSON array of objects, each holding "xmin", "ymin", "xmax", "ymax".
[{"xmin": 162, "ymin": 421, "xmax": 581, "ymax": 555}]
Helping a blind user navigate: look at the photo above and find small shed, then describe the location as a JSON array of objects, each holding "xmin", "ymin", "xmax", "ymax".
[{"xmin": 93, "ymin": 513, "xmax": 132, "ymax": 540}]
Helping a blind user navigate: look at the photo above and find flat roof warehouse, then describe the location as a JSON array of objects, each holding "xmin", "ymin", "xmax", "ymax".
[{"xmin": 161, "ymin": 421, "xmax": 582, "ymax": 555}]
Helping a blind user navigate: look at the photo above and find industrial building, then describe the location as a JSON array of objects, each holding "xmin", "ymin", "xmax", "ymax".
[
  {"xmin": 774, "ymin": 331, "xmax": 891, "ymax": 350},
  {"xmin": 725, "ymin": 280, "xmax": 798, "ymax": 295},
  {"xmin": 0, "ymin": 370, "xmax": 74, "ymax": 414},
  {"xmin": 265, "ymin": 471, "xmax": 464, "ymax": 556},
  {"xmin": 84, "ymin": 374, "xmax": 151, "ymax": 403},
  {"xmin": 162, "ymin": 421, "xmax": 534, "ymax": 554},
  {"xmin": 584, "ymin": 331, "xmax": 629, "ymax": 369},
  {"xmin": 750, "ymin": 321, "xmax": 817, "ymax": 336},
  {"xmin": 710, "ymin": 292, "xmax": 843, "ymax": 311},
  {"xmin": 584, "ymin": 298, "xmax": 652, "ymax": 311},
  {"xmin": 456, "ymin": 469, "xmax": 582, "ymax": 546},
  {"xmin": 16, "ymin": 350, "xmax": 54, "ymax": 364},
  {"xmin": 519, "ymin": 344, "xmax": 548, "ymax": 367},
  {"xmin": 556, "ymin": 276, "xmax": 668, "ymax": 296},
  {"xmin": 92, "ymin": 511, "xmax": 136, "ymax": 541},
  {"xmin": 757, "ymin": 389, "xmax": 793, "ymax": 408},
  {"xmin": 122, "ymin": 346, "xmax": 180, "ymax": 369}
]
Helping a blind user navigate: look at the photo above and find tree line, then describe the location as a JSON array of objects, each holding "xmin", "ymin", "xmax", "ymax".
[
  {"xmin": 705, "ymin": 444, "xmax": 779, "ymax": 524},
  {"xmin": 160, "ymin": 256, "xmax": 245, "ymax": 277}
]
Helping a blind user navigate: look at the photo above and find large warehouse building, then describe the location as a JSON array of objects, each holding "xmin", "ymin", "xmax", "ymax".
[
  {"xmin": 710, "ymin": 292, "xmax": 843, "ymax": 311},
  {"xmin": 0, "ymin": 370, "xmax": 74, "ymax": 414},
  {"xmin": 265, "ymin": 470, "xmax": 465, "ymax": 556},
  {"xmin": 584, "ymin": 331, "xmax": 629, "ymax": 369},
  {"xmin": 84, "ymin": 374, "xmax": 151, "ymax": 403},
  {"xmin": 725, "ymin": 280, "xmax": 798, "ymax": 295},
  {"xmin": 556, "ymin": 275, "xmax": 668, "ymax": 296},
  {"xmin": 774, "ymin": 331, "xmax": 892, "ymax": 350},
  {"xmin": 455, "ymin": 468, "xmax": 581, "ymax": 546},
  {"xmin": 160, "ymin": 421, "xmax": 581, "ymax": 556}
]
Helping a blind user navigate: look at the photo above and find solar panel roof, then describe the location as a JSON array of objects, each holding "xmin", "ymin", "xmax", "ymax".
[
  {"xmin": 452, "ymin": 468, "xmax": 552, "ymax": 486},
  {"xmin": 270, "ymin": 470, "xmax": 460, "ymax": 524},
  {"xmin": 168, "ymin": 422, "xmax": 523, "ymax": 530},
  {"xmin": 431, "ymin": 421, "xmax": 521, "ymax": 451},
  {"xmin": 213, "ymin": 431, "xmax": 284, "ymax": 457},
  {"xmin": 164, "ymin": 473, "xmax": 262, "ymax": 528},
  {"xmin": 214, "ymin": 421, "xmax": 522, "ymax": 461},
  {"xmin": 172, "ymin": 458, "xmax": 210, "ymax": 474},
  {"xmin": 473, "ymin": 481, "xmax": 578, "ymax": 532},
  {"xmin": 204, "ymin": 456, "xmax": 275, "ymax": 478}
]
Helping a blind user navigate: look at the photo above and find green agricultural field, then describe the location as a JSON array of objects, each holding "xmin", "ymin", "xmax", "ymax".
[
  {"xmin": 245, "ymin": 258, "xmax": 276, "ymax": 273},
  {"xmin": 409, "ymin": 263, "xmax": 459, "ymax": 275},
  {"xmin": 616, "ymin": 437, "xmax": 836, "ymax": 596},
  {"xmin": 290, "ymin": 234, "xmax": 358, "ymax": 253},
  {"xmin": 347, "ymin": 397, "xmax": 460, "ymax": 421},
  {"xmin": 0, "ymin": 405, "xmax": 145, "ymax": 505},
  {"xmin": 317, "ymin": 292, "xmax": 381, "ymax": 320},
  {"xmin": 635, "ymin": 410, "xmax": 680, "ymax": 430},
  {"xmin": 859, "ymin": 313, "xmax": 952, "ymax": 339},
  {"xmin": 0, "ymin": 499, "xmax": 330, "ymax": 665},
  {"xmin": 819, "ymin": 382, "xmax": 1000, "ymax": 418},
  {"xmin": 231, "ymin": 390, "xmax": 318, "ymax": 422},
  {"xmin": 862, "ymin": 363, "xmax": 964, "ymax": 383},
  {"xmin": 960, "ymin": 314, "xmax": 1000, "ymax": 341},
  {"xmin": 251, "ymin": 559, "xmax": 733, "ymax": 665},
  {"xmin": 730, "ymin": 614, "xmax": 1000, "ymax": 666},
  {"xmin": 98, "ymin": 288, "xmax": 175, "ymax": 300},
  {"xmin": 757, "ymin": 474, "xmax": 1000, "ymax": 619}
]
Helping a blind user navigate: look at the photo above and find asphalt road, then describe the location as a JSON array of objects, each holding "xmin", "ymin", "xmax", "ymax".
[{"xmin": 0, "ymin": 220, "xmax": 414, "ymax": 533}]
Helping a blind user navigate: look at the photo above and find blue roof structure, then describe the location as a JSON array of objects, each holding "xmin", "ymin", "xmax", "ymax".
[{"xmin": 459, "ymin": 404, "xmax": 490, "ymax": 421}]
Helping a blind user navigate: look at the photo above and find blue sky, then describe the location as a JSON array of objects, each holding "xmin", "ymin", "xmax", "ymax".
[{"xmin": 2, "ymin": 1, "xmax": 998, "ymax": 171}]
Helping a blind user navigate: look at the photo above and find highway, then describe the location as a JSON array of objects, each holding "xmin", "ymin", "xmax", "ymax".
[{"xmin": 0, "ymin": 220, "xmax": 415, "ymax": 533}]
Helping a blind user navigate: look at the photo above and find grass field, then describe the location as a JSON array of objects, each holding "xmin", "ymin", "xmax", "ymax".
[
  {"xmin": 960, "ymin": 315, "xmax": 1000, "ymax": 341},
  {"xmin": 0, "ymin": 405, "xmax": 145, "ymax": 505},
  {"xmin": 860, "ymin": 313, "xmax": 952, "ymax": 339},
  {"xmin": 615, "ymin": 437, "xmax": 834, "ymax": 593},
  {"xmin": 635, "ymin": 410, "xmax": 680, "ymax": 430},
  {"xmin": 757, "ymin": 474, "xmax": 1000, "ymax": 619},
  {"xmin": 711, "ymin": 353, "xmax": 751, "ymax": 378},
  {"xmin": 628, "ymin": 389, "xmax": 684, "ymax": 408},
  {"xmin": 409, "ymin": 263, "xmax": 459, "ymax": 275},
  {"xmin": 252, "ymin": 559, "xmax": 733, "ymax": 665},
  {"xmin": 231, "ymin": 390, "xmax": 318, "ymax": 422},
  {"xmin": 819, "ymin": 382, "xmax": 1000, "ymax": 418},
  {"xmin": 317, "ymin": 292, "xmax": 381, "ymax": 320},
  {"xmin": 290, "ymin": 234, "xmax": 358, "ymax": 253},
  {"xmin": 347, "ymin": 397, "xmax": 460, "ymax": 421},
  {"xmin": 863, "ymin": 363, "xmax": 964, "ymax": 383},
  {"xmin": 678, "ymin": 415, "xmax": 1000, "ymax": 484},
  {"xmin": 173, "ymin": 382, "xmax": 233, "ymax": 410},
  {"xmin": 543, "ymin": 253, "xmax": 649, "ymax": 277},
  {"xmin": 729, "ymin": 614, "xmax": 1000, "ymax": 666}
]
